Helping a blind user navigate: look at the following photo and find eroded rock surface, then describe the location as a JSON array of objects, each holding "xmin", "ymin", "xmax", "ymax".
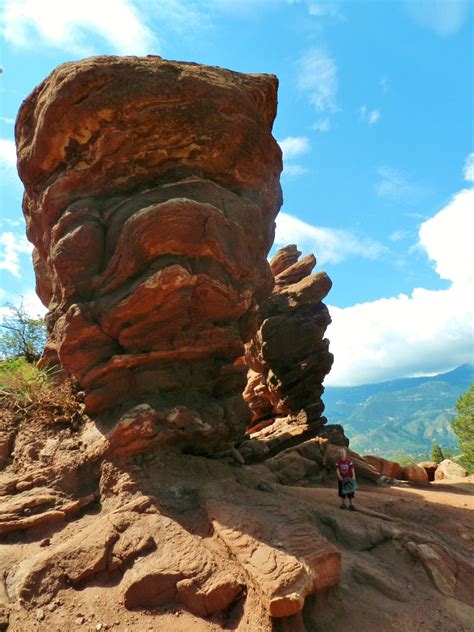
[
  {"xmin": 243, "ymin": 245, "xmax": 336, "ymax": 453},
  {"xmin": 16, "ymin": 55, "xmax": 282, "ymax": 453},
  {"xmin": 7, "ymin": 55, "xmax": 472, "ymax": 632}
]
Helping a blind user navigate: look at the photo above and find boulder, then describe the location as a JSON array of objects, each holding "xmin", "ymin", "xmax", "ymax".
[
  {"xmin": 417, "ymin": 460, "xmax": 438, "ymax": 481},
  {"xmin": 401, "ymin": 464, "xmax": 429, "ymax": 483},
  {"xmin": 364, "ymin": 455, "xmax": 403, "ymax": 479},
  {"xmin": 434, "ymin": 459, "xmax": 469, "ymax": 481}
]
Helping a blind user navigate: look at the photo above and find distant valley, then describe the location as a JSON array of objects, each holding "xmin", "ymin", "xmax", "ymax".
[{"xmin": 323, "ymin": 364, "xmax": 473, "ymax": 459}]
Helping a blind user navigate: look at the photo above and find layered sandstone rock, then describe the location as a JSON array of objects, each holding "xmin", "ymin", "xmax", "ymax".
[
  {"xmin": 243, "ymin": 244, "xmax": 335, "ymax": 452},
  {"xmin": 16, "ymin": 55, "xmax": 282, "ymax": 453},
  {"xmin": 364, "ymin": 455, "xmax": 403, "ymax": 480}
]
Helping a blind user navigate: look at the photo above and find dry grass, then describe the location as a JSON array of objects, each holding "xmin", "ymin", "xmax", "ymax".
[{"xmin": 0, "ymin": 359, "xmax": 86, "ymax": 430}]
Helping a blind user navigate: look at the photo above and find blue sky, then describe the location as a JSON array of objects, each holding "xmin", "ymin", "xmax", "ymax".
[{"xmin": 0, "ymin": 0, "xmax": 473, "ymax": 384}]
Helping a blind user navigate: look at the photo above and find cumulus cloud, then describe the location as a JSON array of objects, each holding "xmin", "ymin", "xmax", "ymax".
[
  {"xmin": 403, "ymin": 0, "xmax": 471, "ymax": 37},
  {"xmin": 0, "ymin": 116, "xmax": 15, "ymax": 125},
  {"xmin": 326, "ymin": 186, "xmax": 474, "ymax": 386},
  {"xmin": 278, "ymin": 136, "xmax": 310, "ymax": 178},
  {"xmin": 275, "ymin": 212, "xmax": 386, "ymax": 264},
  {"xmin": 463, "ymin": 152, "xmax": 474, "ymax": 182},
  {"xmin": 0, "ymin": 232, "xmax": 33, "ymax": 278},
  {"xmin": 278, "ymin": 136, "xmax": 310, "ymax": 159},
  {"xmin": 359, "ymin": 106, "xmax": 380, "ymax": 125},
  {"xmin": 1, "ymin": 0, "xmax": 157, "ymax": 55},
  {"xmin": 297, "ymin": 47, "xmax": 338, "ymax": 112}
]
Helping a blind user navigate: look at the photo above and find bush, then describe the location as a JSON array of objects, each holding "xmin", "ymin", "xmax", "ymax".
[
  {"xmin": 431, "ymin": 443, "xmax": 444, "ymax": 464},
  {"xmin": 0, "ymin": 358, "xmax": 56, "ymax": 404},
  {"xmin": 0, "ymin": 358, "xmax": 84, "ymax": 430}
]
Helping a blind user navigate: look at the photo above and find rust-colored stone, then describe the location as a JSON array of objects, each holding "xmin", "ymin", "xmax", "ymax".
[
  {"xmin": 16, "ymin": 55, "xmax": 282, "ymax": 453},
  {"xmin": 243, "ymin": 244, "xmax": 335, "ymax": 446}
]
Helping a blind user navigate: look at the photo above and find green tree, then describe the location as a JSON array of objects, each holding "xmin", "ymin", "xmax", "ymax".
[
  {"xmin": 451, "ymin": 385, "xmax": 474, "ymax": 472},
  {"xmin": 431, "ymin": 443, "xmax": 444, "ymax": 464},
  {"xmin": 0, "ymin": 301, "xmax": 46, "ymax": 363}
]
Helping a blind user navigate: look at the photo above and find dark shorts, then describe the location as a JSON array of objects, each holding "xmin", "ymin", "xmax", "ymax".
[{"xmin": 338, "ymin": 479, "xmax": 354, "ymax": 499}]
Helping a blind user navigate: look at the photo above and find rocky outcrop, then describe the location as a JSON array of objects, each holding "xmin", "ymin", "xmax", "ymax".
[
  {"xmin": 401, "ymin": 463, "xmax": 429, "ymax": 483},
  {"xmin": 16, "ymin": 55, "xmax": 282, "ymax": 454},
  {"xmin": 243, "ymin": 245, "xmax": 336, "ymax": 452},
  {"xmin": 417, "ymin": 460, "xmax": 438, "ymax": 481},
  {"xmin": 6, "ymin": 55, "xmax": 351, "ymax": 631},
  {"xmin": 10, "ymin": 54, "xmax": 471, "ymax": 632},
  {"xmin": 364, "ymin": 455, "xmax": 403, "ymax": 479}
]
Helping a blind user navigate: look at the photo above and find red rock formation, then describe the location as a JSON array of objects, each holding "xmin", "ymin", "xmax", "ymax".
[
  {"xmin": 16, "ymin": 55, "xmax": 282, "ymax": 453},
  {"xmin": 243, "ymin": 244, "xmax": 338, "ymax": 454},
  {"xmin": 3, "ymin": 54, "xmax": 473, "ymax": 632},
  {"xmin": 364, "ymin": 455, "xmax": 403, "ymax": 479}
]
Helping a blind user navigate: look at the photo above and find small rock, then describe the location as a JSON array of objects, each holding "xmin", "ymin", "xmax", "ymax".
[
  {"xmin": 75, "ymin": 616, "xmax": 85, "ymax": 625},
  {"xmin": 36, "ymin": 609, "xmax": 45, "ymax": 621},
  {"xmin": 40, "ymin": 538, "xmax": 51, "ymax": 547},
  {"xmin": 46, "ymin": 602, "xmax": 57, "ymax": 612},
  {"xmin": 95, "ymin": 625, "xmax": 103, "ymax": 631}
]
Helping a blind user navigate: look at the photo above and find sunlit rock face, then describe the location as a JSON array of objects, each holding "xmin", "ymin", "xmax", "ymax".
[
  {"xmin": 244, "ymin": 245, "xmax": 333, "ymax": 436},
  {"xmin": 16, "ymin": 55, "xmax": 282, "ymax": 452}
]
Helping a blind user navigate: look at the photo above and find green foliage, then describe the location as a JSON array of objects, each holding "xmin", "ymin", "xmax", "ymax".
[
  {"xmin": 0, "ymin": 300, "xmax": 46, "ymax": 363},
  {"xmin": 431, "ymin": 443, "xmax": 444, "ymax": 463},
  {"xmin": 451, "ymin": 385, "xmax": 474, "ymax": 472},
  {"xmin": 0, "ymin": 357, "xmax": 54, "ymax": 403}
]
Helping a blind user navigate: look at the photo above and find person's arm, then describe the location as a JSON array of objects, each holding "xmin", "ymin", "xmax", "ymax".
[
  {"xmin": 335, "ymin": 463, "xmax": 342, "ymax": 480},
  {"xmin": 350, "ymin": 462, "xmax": 356, "ymax": 480}
]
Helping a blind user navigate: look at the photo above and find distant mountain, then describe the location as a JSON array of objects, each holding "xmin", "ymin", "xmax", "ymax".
[{"xmin": 323, "ymin": 364, "xmax": 474, "ymax": 459}]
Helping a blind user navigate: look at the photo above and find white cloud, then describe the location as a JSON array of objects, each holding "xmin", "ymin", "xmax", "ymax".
[
  {"xmin": 359, "ymin": 106, "xmax": 380, "ymax": 125},
  {"xmin": 0, "ymin": 231, "xmax": 33, "ymax": 278},
  {"xmin": 275, "ymin": 212, "xmax": 386, "ymax": 264},
  {"xmin": 278, "ymin": 136, "xmax": 310, "ymax": 178},
  {"xmin": 419, "ymin": 188, "xmax": 473, "ymax": 287},
  {"xmin": 312, "ymin": 118, "xmax": 331, "ymax": 132},
  {"xmin": 1, "ymin": 0, "xmax": 157, "ymax": 55},
  {"xmin": 403, "ymin": 0, "xmax": 471, "ymax": 37},
  {"xmin": 0, "ymin": 139, "xmax": 16, "ymax": 167},
  {"xmin": 282, "ymin": 164, "xmax": 308, "ymax": 178},
  {"xmin": 463, "ymin": 152, "xmax": 474, "ymax": 183},
  {"xmin": 297, "ymin": 47, "xmax": 338, "ymax": 112},
  {"xmin": 22, "ymin": 292, "xmax": 47, "ymax": 317},
  {"xmin": 0, "ymin": 291, "xmax": 47, "ymax": 319},
  {"xmin": 326, "ymin": 187, "xmax": 474, "ymax": 386},
  {"xmin": 278, "ymin": 136, "xmax": 310, "ymax": 160},
  {"xmin": 375, "ymin": 165, "xmax": 423, "ymax": 202},
  {"xmin": 0, "ymin": 116, "xmax": 15, "ymax": 125}
]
